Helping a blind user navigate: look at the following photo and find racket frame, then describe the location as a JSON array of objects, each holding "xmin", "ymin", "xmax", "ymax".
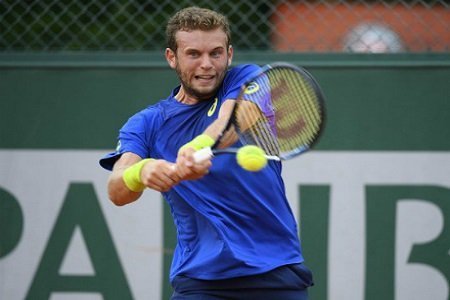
[{"xmin": 207, "ymin": 62, "xmax": 326, "ymax": 161}]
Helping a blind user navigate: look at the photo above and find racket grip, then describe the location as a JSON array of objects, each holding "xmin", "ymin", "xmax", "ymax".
[{"xmin": 193, "ymin": 147, "xmax": 213, "ymax": 163}]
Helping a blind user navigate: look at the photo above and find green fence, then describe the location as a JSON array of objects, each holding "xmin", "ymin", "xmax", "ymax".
[
  {"xmin": 1, "ymin": 53, "xmax": 450, "ymax": 150},
  {"xmin": 1, "ymin": 1, "xmax": 449, "ymax": 52}
]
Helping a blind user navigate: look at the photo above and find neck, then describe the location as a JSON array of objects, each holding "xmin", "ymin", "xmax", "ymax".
[
  {"xmin": 175, "ymin": 86, "xmax": 205, "ymax": 105},
  {"xmin": 175, "ymin": 92, "xmax": 197, "ymax": 104}
]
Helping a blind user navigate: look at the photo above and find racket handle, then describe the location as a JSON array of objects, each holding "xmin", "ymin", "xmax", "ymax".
[
  {"xmin": 193, "ymin": 147, "xmax": 213, "ymax": 163},
  {"xmin": 265, "ymin": 155, "xmax": 281, "ymax": 161}
]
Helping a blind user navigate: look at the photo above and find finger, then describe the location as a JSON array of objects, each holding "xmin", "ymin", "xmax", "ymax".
[
  {"xmin": 178, "ymin": 146, "xmax": 195, "ymax": 157},
  {"xmin": 173, "ymin": 161, "xmax": 188, "ymax": 177},
  {"xmin": 144, "ymin": 177, "xmax": 169, "ymax": 192},
  {"xmin": 158, "ymin": 162, "xmax": 182, "ymax": 183},
  {"xmin": 177, "ymin": 149, "xmax": 195, "ymax": 167},
  {"xmin": 192, "ymin": 160, "xmax": 212, "ymax": 175},
  {"xmin": 146, "ymin": 173, "xmax": 176, "ymax": 192},
  {"xmin": 183, "ymin": 151, "xmax": 195, "ymax": 167},
  {"xmin": 141, "ymin": 161, "xmax": 179, "ymax": 191},
  {"xmin": 167, "ymin": 164, "xmax": 182, "ymax": 182}
]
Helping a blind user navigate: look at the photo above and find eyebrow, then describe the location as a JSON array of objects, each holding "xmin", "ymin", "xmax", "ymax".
[{"xmin": 184, "ymin": 46, "xmax": 225, "ymax": 53}]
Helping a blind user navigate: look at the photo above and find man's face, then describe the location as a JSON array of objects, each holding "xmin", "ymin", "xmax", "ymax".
[{"xmin": 166, "ymin": 28, "xmax": 233, "ymax": 102}]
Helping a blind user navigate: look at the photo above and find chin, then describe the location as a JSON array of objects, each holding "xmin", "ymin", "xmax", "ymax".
[{"xmin": 195, "ymin": 87, "xmax": 217, "ymax": 100}]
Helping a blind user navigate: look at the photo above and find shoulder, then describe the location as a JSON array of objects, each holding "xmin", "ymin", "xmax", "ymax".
[
  {"xmin": 225, "ymin": 64, "xmax": 261, "ymax": 81},
  {"xmin": 129, "ymin": 104, "xmax": 162, "ymax": 124},
  {"xmin": 219, "ymin": 64, "xmax": 262, "ymax": 100},
  {"xmin": 130, "ymin": 93, "xmax": 177, "ymax": 123},
  {"xmin": 122, "ymin": 99, "xmax": 171, "ymax": 134}
]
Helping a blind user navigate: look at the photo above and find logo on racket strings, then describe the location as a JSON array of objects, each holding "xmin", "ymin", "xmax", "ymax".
[{"xmin": 244, "ymin": 82, "xmax": 260, "ymax": 94}]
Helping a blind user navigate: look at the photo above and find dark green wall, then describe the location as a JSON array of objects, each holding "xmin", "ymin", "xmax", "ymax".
[
  {"xmin": 1, "ymin": 53, "xmax": 449, "ymax": 150},
  {"xmin": 1, "ymin": 52, "xmax": 449, "ymax": 300}
]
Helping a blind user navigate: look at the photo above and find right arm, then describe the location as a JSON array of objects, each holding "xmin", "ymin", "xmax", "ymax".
[
  {"xmin": 107, "ymin": 152, "xmax": 142, "ymax": 206},
  {"xmin": 107, "ymin": 152, "xmax": 181, "ymax": 206},
  {"xmin": 108, "ymin": 152, "xmax": 211, "ymax": 206}
]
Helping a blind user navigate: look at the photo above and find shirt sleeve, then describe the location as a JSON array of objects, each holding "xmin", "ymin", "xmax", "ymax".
[
  {"xmin": 99, "ymin": 106, "xmax": 161, "ymax": 170},
  {"xmin": 222, "ymin": 64, "xmax": 262, "ymax": 101}
]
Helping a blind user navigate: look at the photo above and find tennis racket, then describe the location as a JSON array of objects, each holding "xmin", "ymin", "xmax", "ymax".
[{"xmin": 194, "ymin": 62, "xmax": 326, "ymax": 162}]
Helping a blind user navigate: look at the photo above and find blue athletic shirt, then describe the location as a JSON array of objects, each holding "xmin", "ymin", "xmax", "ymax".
[{"xmin": 99, "ymin": 64, "xmax": 304, "ymax": 282}]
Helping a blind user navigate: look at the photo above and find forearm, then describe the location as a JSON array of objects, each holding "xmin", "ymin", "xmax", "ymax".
[
  {"xmin": 207, "ymin": 99, "xmax": 235, "ymax": 139},
  {"xmin": 108, "ymin": 152, "xmax": 186, "ymax": 206},
  {"xmin": 203, "ymin": 116, "xmax": 229, "ymax": 141},
  {"xmin": 107, "ymin": 152, "xmax": 144, "ymax": 206},
  {"xmin": 107, "ymin": 168, "xmax": 142, "ymax": 206},
  {"xmin": 203, "ymin": 99, "xmax": 238, "ymax": 149}
]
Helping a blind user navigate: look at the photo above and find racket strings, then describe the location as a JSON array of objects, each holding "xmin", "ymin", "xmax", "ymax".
[
  {"xmin": 249, "ymin": 78, "xmax": 281, "ymax": 155},
  {"xmin": 292, "ymin": 74, "xmax": 321, "ymax": 145},
  {"xmin": 235, "ymin": 90, "xmax": 280, "ymax": 156},
  {"xmin": 269, "ymin": 68, "xmax": 322, "ymax": 155},
  {"xmin": 234, "ymin": 65, "xmax": 324, "ymax": 160}
]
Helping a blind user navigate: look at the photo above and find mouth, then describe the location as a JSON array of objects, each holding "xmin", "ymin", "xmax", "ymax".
[{"xmin": 195, "ymin": 74, "xmax": 215, "ymax": 82}]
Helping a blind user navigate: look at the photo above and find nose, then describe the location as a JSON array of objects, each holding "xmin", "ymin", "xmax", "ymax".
[{"xmin": 200, "ymin": 54, "xmax": 213, "ymax": 69}]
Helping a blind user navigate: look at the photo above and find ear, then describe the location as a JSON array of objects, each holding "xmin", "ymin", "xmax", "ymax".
[
  {"xmin": 227, "ymin": 45, "xmax": 234, "ymax": 66},
  {"xmin": 165, "ymin": 48, "xmax": 177, "ymax": 69}
]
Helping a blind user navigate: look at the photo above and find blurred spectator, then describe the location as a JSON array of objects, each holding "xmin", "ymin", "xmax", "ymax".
[{"xmin": 343, "ymin": 23, "xmax": 405, "ymax": 53}]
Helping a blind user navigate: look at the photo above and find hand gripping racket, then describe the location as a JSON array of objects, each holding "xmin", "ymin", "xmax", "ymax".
[{"xmin": 194, "ymin": 62, "xmax": 326, "ymax": 162}]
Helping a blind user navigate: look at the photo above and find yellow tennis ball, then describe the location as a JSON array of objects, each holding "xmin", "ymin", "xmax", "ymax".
[{"xmin": 236, "ymin": 145, "xmax": 268, "ymax": 172}]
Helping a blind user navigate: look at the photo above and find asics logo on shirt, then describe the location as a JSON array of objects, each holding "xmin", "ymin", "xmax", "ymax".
[
  {"xmin": 115, "ymin": 140, "xmax": 121, "ymax": 153},
  {"xmin": 207, "ymin": 97, "xmax": 218, "ymax": 117}
]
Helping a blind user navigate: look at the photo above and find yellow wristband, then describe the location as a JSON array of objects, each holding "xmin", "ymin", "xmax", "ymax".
[
  {"xmin": 122, "ymin": 159, "xmax": 153, "ymax": 192},
  {"xmin": 181, "ymin": 134, "xmax": 215, "ymax": 151}
]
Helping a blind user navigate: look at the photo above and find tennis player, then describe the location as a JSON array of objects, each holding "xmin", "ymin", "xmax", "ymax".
[{"xmin": 100, "ymin": 6, "xmax": 313, "ymax": 299}]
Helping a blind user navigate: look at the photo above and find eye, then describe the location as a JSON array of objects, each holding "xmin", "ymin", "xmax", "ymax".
[{"xmin": 211, "ymin": 50, "xmax": 222, "ymax": 58}]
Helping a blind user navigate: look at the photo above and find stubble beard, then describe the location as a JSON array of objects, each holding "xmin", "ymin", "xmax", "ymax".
[{"xmin": 175, "ymin": 63, "xmax": 228, "ymax": 102}]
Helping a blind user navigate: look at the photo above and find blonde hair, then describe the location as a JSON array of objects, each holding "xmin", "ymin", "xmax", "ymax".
[{"xmin": 166, "ymin": 7, "xmax": 231, "ymax": 52}]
